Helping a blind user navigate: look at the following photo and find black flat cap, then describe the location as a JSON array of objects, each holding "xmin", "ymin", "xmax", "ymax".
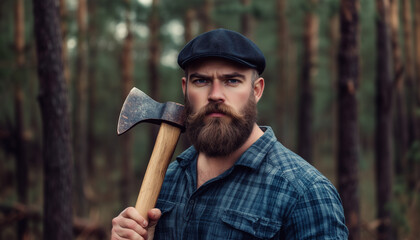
[{"xmin": 178, "ymin": 29, "xmax": 266, "ymax": 74}]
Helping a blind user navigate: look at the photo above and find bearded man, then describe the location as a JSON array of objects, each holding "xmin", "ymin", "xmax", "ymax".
[{"xmin": 111, "ymin": 29, "xmax": 349, "ymax": 240}]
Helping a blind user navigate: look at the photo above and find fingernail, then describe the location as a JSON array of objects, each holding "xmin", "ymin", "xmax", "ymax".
[{"xmin": 143, "ymin": 220, "xmax": 148, "ymax": 227}]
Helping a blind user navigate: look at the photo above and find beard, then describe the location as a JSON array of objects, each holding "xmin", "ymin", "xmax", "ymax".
[{"xmin": 185, "ymin": 92, "xmax": 257, "ymax": 157}]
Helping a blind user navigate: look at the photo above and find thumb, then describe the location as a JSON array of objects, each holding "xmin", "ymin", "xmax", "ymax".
[{"xmin": 147, "ymin": 208, "xmax": 162, "ymax": 228}]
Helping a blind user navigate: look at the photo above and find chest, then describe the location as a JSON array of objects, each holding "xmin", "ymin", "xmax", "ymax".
[{"xmin": 155, "ymin": 166, "xmax": 283, "ymax": 239}]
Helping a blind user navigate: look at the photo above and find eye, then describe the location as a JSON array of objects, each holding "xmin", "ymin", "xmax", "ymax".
[
  {"xmin": 226, "ymin": 79, "xmax": 241, "ymax": 85},
  {"xmin": 192, "ymin": 78, "xmax": 209, "ymax": 86}
]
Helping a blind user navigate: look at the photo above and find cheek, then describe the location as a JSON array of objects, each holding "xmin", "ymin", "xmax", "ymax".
[{"xmin": 186, "ymin": 90, "xmax": 207, "ymax": 110}]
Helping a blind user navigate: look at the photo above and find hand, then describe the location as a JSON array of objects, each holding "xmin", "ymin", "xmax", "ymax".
[{"xmin": 111, "ymin": 207, "xmax": 162, "ymax": 240}]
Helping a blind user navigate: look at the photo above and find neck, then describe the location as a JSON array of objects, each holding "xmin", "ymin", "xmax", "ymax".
[{"xmin": 196, "ymin": 124, "xmax": 263, "ymax": 188}]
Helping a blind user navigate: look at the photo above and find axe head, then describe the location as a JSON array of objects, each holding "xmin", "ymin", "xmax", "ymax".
[{"xmin": 117, "ymin": 87, "xmax": 185, "ymax": 135}]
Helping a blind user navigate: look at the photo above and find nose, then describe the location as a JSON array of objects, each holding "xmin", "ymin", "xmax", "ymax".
[{"xmin": 208, "ymin": 80, "xmax": 225, "ymax": 103}]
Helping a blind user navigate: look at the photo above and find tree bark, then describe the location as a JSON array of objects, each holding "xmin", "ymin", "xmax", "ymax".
[
  {"xmin": 32, "ymin": 0, "xmax": 73, "ymax": 238},
  {"xmin": 337, "ymin": 0, "xmax": 361, "ymax": 239},
  {"xmin": 297, "ymin": 0, "xmax": 319, "ymax": 164},
  {"xmin": 74, "ymin": 0, "xmax": 89, "ymax": 218},
  {"xmin": 375, "ymin": 0, "xmax": 394, "ymax": 239}
]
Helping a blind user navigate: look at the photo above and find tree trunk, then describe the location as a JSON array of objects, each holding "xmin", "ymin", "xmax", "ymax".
[
  {"xmin": 240, "ymin": 0, "xmax": 253, "ymax": 39},
  {"xmin": 275, "ymin": 0, "xmax": 289, "ymax": 142},
  {"xmin": 184, "ymin": 8, "xmax": 195, "ymax": 43},
  {"xmin": 297, "ymin": 0, "xmax": 319, "ymax": 164},
  {"xmin": 120, "ymin": 0, "xmax": 134, "ymax": 207},
  {"xmin": 201, "ymin": 0, "xmax": 214, "ymax": 32},
  {"xmin": 32, "ymin": 0, "xmax": 73, "ymax": 239},
  {"xmin": 74, "ymin": 0, "xmax": 89, "ymax": 218},
  {"xmin": 390, "ymin": 0, "xmax": 408, "ymax": 178},
  {"xmin": 337, "ymin": 0, "xmax": 361, "ymax": 239},
  {"xmin": 59, "ymin": 0, "xmax": 70, "ymax": 85},
  {"xmin": 14, "ymin": 0, "xmax": 28, "ymax": 238},
  {"xmin": 412, "ymin": 0, "xmax": 420, "ymax": 198},
  {"xmin": 147, "ymin": 0, "xmax": 161, "ymax": 155},
  {"xmin": 87, "ymin": 0, "xmax": 97, "ymax": 178},
  {"xmin": 403, "ymin": 0, "xmax": 418, "ymax": 191},
  {"xmin": 329, "ymin": 14, "xmax": 340, "ymax": 174},
  {"xmin": 149, "ymin": 0, "xmax": 160, "ymax": 102},
  {"xmin": 375, "ymin": 0, "xmax": 394, "ymax": 239},
  {"xmin": 415, "ymin": 0, "xmax": 420, "ymax": 141}
]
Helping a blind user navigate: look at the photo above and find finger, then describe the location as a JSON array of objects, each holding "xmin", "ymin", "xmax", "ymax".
[
  {"xmin": 112, "ymin": 225, "xmax": 143, "ymax": 240},
  {"xmin": 113, "ymin": 215, "xmax": 148, "ymax": 237},
  {"xmin": 120, "ymin": 207, "xmax": 148, "ymax": 228}
]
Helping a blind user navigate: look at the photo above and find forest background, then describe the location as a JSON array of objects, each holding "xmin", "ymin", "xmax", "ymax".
[{"xmin": 1, "ymin": 0, "xmax": 420, "ymax": 239}]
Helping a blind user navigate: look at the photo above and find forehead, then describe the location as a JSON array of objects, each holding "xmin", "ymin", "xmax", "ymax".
[{"xmin": 186, "ymin": 57, "xmax": 254, "ymax": 77}]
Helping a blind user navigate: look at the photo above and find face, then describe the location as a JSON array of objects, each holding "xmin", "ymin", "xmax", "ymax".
[{"xmin": 182, "ymin": 58, "xmax": 264, "ymax": 157}]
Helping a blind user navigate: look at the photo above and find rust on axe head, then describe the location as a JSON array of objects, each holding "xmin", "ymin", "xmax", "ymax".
[{"xmin": 117, "ymin": 87, "xmax": 185, "ymax": 135}]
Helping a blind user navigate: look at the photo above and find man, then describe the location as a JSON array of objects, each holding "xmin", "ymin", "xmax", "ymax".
[{"xmin": 112, "ymin": 29, "xmax": 348, "ymax": 239}]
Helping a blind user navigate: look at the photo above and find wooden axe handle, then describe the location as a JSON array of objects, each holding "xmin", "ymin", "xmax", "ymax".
[{"xmin": 135, "ymin": 122, "xmax": 181, "ymax": 221}]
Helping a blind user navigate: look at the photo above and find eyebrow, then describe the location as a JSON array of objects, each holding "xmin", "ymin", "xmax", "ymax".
[{"xmin": 188, "ymin": 72, "xmax": 246, "ymax": 80}]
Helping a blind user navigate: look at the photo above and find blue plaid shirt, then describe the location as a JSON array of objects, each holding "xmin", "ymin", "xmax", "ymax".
[{"xmin": 155, "ymin": 127, "xmax": 348, "ymax": 239}]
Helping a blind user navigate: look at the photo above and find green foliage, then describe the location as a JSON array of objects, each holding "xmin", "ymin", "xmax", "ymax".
[{"xmin": 407, "ymin": 141, "xmax": 420, "ymax": 163}]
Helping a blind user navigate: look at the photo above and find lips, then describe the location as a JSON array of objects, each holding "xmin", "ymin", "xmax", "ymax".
[{"xmin": 207, "ymin": 112, "xmax": 226, "ymax": 117}]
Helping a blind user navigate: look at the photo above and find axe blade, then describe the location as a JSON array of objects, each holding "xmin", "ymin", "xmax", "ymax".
[{"xmin": 117, "ymin": 87, "xmax": 185, "ymax": 135}]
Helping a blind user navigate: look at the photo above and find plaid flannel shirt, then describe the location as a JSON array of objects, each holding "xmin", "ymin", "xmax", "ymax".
[{"xmin": 155, "ymin": 126, "xmax": 348, "ymax": 239}]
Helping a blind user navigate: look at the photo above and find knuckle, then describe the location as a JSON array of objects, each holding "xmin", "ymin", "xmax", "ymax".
[{"xmin": 126, "ymin": 220, "xmax": 139, "ymax": 229}]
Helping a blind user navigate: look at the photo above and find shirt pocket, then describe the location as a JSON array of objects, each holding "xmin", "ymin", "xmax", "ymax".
[
  {"xmin": 154, "ymin": 200, "xmax": 177, "ymax": 239},
  {"xmin": 156, "ymin": 199, "xmax": 176, "ymax": 215},
  {"xmin": 221, "ymin": 209, "xmax": 281, "ymax": 240}
]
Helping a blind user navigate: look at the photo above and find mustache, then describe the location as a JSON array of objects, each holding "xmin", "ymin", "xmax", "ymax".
[{"xmin": 187, "ymin": 102, "xmax": 243, "ymax": 123}]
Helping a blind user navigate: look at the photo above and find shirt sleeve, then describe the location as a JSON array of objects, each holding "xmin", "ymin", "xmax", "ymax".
[{"xmin": 281, "ymin": 179, "xmax": 349, "ymax": 240}]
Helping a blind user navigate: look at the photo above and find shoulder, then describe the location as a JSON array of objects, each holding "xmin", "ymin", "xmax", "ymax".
[
  {"xmin": 263, "ymin": 142, "xmax": 348, "ymax": 238},
  {"xmin": 264, "ymin": 141, "xmax": 330, "ymax": 194}
]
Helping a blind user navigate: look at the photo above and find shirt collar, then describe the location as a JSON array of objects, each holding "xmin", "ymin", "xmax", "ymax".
[{"xmin": 176, "ymin": 126, "xmax": 277, "ymax": 170}]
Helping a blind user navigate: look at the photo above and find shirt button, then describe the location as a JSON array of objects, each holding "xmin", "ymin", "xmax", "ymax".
[{"xmin": 189, "ymin": 199, "xmax": 194, "ymax": 205}]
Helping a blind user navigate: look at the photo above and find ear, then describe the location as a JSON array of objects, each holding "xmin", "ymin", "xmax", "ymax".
[
  {"xmin": 253, "ymin": 77, "xmax": 264, "ymax": 103},
  {"xmin": 182, "ymin": 77, "xmax": 187, "ymax": 96}
]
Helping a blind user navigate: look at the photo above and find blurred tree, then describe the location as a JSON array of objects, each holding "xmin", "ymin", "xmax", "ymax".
[
  {"xmin": 32, "ymin": 0, "xmax": 73, "ymax": 238},
  {"xmin": 389, "ymin": 0, "xmax": 407, "ymax": 179},
  {"xmin": 337, "ymin": 0, "xmax": 361, "ymax": 239},
  {"xmin": 297, "ymin": 0, "xmax": 319, "ymax": 164},
  {"xmin": 14, "ymin": 0, "xmax": 28, "ymax": 238},
  {"xmin": 375, "ymin": 0, "xmax": 394, "ymax": 239},
  {"xmin": 329, "ymin": 9, "xmax": 340, "ymax": 167},
  {"xmin": 148, "ymin": 0, "xmax": 161, "ymax": 154},
  {"xmin": 120, "ymin": 0, "xmax": 135, "ymax": 207},
  {"xmin": 87, "ymin": 0, "xmax": 97, "ymax": 179},
  {"xmin": 240, "ymin": 0, "xmax": 253, "ymax": 39},
  {"xmin": 74, "ymin": 0, "xmax": 89, "ymax": 218},
  {"xmin": 413, "ymin": 0, "xmax": 420, "ymax": 192},
  {"xmin": 200, "ymin": 0, "xmax": 214, "ymax": 32},
  {"xmin": 149, "ymin": 0, "xmax": 160, "ymax": 101},
  {"xmin": 403, "ymin": 0, "xmax": 418, "ymax": 192},
  {"xmin": 59, "ymin": 0, "xmax": 70, "ymax": 84},
  {"xmin": 275, "ymin": 0, "xmax": 289, "ymax": 141},
  {"xmin": 184, "ymin": 7, "xmax": 196, "ymax": 42}
]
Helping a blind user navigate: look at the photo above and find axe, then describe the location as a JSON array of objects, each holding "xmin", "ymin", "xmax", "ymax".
[{"xmin": 117, "ymin": 87, "xmax": 185, "ymax": 221}]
